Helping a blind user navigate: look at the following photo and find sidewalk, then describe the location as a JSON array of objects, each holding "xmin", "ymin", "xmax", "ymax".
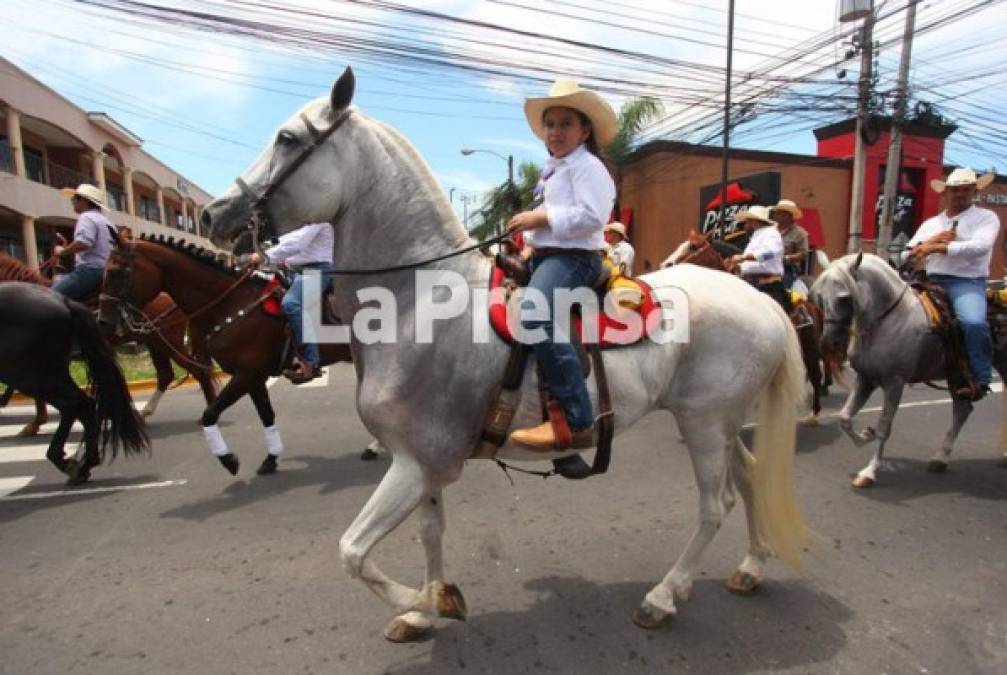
[{"xmin": 7, "ymin": 373, "xmax": 220, "ymax": 405}]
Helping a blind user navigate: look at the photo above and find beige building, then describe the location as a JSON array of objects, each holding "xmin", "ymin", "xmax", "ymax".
[{"xmin": 1, "ymin": 56, "xmax": 215, "ymax": 270}]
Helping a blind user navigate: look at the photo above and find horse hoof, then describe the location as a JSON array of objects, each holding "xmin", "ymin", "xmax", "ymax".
[
  {"xmin": 17, "ymin": 423, "xmax": 42, "ymax": 437},
  {"xmin": 799, "ymin": 414, "xmax": 819, "ymax": 427},
  {"xmin": 256, "ymin": 455, "xmax": 278, "ymax": 476},
  {"xmin": 927, "ymin": 460, "xmax": 948, "ymax": 474},
  {"xmin": 64, "ymin": 459, "xmax": 91, "ymax": 486},
  {"xmin": 217, "ymin": 453, "xmax": 240, "ymax": 476},
  {"xmin": 434, "ymin": 582, "xmax": 467, "ymax": 621},
  {"xmin": 360, "ymin": 448, "xmax": 379, "ymax": 461},
  {"xmin": 851, "ymin": 475, "xmax": 874, "ymax": 489},
  {"xmin": 383, "ymin": 614, "xmax": 431, "ymax": 643},
  {"xmin": 632, "ymin": 603, "xmax": 671, "ymax": 630},
  {"xmin": 725, "ymin": 571, "xmax": 761, "ymax": 596}
]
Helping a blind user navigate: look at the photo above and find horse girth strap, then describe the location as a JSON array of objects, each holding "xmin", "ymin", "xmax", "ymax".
[{"xmin": 473, "ymin": 343, "xmax": 615, "ymax": 480}]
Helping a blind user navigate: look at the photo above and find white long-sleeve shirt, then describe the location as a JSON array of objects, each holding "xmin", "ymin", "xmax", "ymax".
[
  {"xmin": 740, "ymin": 225, "xmax": 784, "ymax": 276},
  {"xmin": 265, "ymin": 222, "xmax": 334, "ymax": 266},
  {"xmin": 906, "ymin": 205, "xmax": 1001, "ymax": 278},
  {"xmin": 607, "ymin": 240, "xmax": 635, "ymax": 276},
  {"xmin": 524, "ymin": 143, "xmax": 615, "ymax": 251}
]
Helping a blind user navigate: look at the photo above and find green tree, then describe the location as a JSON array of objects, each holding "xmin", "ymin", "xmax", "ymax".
[
  {"xmin": 605, "ymin": 96, "xmax": 664, "ymax": 214},
  {"xmin": 468, "ymin": 161, "xmax": 542, "ymax": 242}
]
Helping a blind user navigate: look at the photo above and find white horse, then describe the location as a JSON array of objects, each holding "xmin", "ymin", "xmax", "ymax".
[
  {"xmin": 202, "ymin": 69, "xmax": 812, "ymax": 641},
  {"xmin": 811, "ymin": 253, "xmax": 1007, "ymax": 487}
]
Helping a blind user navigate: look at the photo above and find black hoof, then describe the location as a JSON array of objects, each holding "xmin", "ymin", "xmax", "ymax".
[
  {"xmin": 552, "ymin": 454, "xmax": 593, "ymax": 480},
  {"xmin": 927, "ymin": 460, "xmax": 948, "ymax": 474},
  {"xmin": 360, "ymin": 448, "xmax": 379, "ymax": 461},
  {"xmin": 218, "ymin": 453, "xmax": 240, "ymax": 476},
  {"xmin": 256, "ymin": 454, "xmax": 278, "ymax": 475}
]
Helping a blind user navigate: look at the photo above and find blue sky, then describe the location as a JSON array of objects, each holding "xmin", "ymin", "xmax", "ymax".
[{"xmin": 4, "ymin": 0, "xmax": 1005, "ymax": 226}]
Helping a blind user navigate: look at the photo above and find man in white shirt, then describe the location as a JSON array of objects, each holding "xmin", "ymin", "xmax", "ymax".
[
  {"xmin": 250, "ymin": 222, "xmax": 334, "ymax": 384},
  {"xmin": 603, "ymin": 221, "xmax": 635, "ymax": 276},
  {"xmin": 727, "ymin": 205, "xmax": 791, "ymax": 313},
  {"xmin": 907, "ymin": 168, "xmax": 1000, "ymax": 400},
  {"xmin": 53, "ymin": 184, "xmax": 116, "ymax": 300}
]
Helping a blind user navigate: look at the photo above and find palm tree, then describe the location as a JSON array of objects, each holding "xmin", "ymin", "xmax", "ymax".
[
  {"xmin": 468, "ymin": 161, "xmax": 542, "ymax": 242},
  {"xmin": 605, "ymin": 97, "xmax": 664, "ymax": 215}
]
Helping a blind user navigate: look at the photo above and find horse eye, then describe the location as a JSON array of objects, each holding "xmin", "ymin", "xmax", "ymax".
[{"xmin": 276, "ymin": 131, "xmax": 297, "ymax": 146}]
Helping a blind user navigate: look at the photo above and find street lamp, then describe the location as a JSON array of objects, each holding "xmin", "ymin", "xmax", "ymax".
[{"xmin": 460, "ymin": 148, "xmax": 517, "ymax": 236}]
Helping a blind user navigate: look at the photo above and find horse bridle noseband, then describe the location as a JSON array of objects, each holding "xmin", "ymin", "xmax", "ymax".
[{"xmin": 234, "ymin": 109, "xmax": 353, "ymax": 254}]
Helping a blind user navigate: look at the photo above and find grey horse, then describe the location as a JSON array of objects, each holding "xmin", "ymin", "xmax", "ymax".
[
  {"xmin": 202, "ymin": 69, "xmax": 812, "ymax": 641},
  {"xmin": 811, "ymin": 252, "xmax": 1007, "ymax": 487}
]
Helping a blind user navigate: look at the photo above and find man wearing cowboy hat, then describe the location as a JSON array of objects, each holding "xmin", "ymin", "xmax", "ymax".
[
  {"xmin": 772, "ymin": 199, "xmax": 810, "ymax": 290},
  {"xmin": 603, "ymin": 221, "xmax": 635, "ymax": 276},
  {"xmin": 53, "ymin": 183, "xmax": 116, "ymax": 301},
  {"xmin": 908, "ymin": 167, "xmax": 1000, "ymax": 400},
  {"xmin": 727, "ymin": 205, "xmax": 791, "ymax": 313}
]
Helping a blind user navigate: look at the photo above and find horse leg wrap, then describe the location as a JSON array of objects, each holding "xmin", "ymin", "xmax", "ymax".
[
  {"xmin": 263, "ymin": 425, "xmax": 283, "ymax": 456},
  {"xmin": 203, "ymin": 424, "xmax": 229, "ymax": 457}
]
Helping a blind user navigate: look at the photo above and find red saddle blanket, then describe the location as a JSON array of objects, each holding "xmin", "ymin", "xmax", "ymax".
[{"xmin": 488, "ymin": 265, "xmax": 662, "ymax": 348}]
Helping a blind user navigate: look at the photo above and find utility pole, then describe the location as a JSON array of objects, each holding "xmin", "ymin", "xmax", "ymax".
[
  {"xmin": 876, "ymin": 0, "xmax": 918, "ymax": 258},
  {"xmin": 460, "ymin": 193, "xmax": 473, "ymax": 229},
  {"xmin": 716, "ymin": 0, "xmax": 736, "ymax": 233},
  {"xmin": 846, "ymin": 3, "xmax": 874, "ymax": 254}
]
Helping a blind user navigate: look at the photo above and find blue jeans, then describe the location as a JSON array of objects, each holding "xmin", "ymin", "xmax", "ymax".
[
  {"xmin": 930, "ymin": 274, "xmax": 992, "ymax": 385},
  {"xmin": 522, "ymin": 251, "xmax": 602, "ymax": 431},
  {"xmin": 281, "ymin": 263, "xmax": 334, "ymax": 368},
  {"xmin": 52, "ymin": 265, "xmax": 104, "ymax": 301}
]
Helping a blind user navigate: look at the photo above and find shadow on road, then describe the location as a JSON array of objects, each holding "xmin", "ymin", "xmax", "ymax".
[
  {"xmin": 158, "ymin": 451, "xmax": 386, "ymax": 522},
  {"xmin": 0, "ymin": 473, "xmax": 165, "ymax": 524},
  {"xmin": 851, "ymin": 458, "xmax": 1007, "ymax": 505},
  {"xmin": 383, "ymin": 575, "xmax": 852, "ymax": 674}
]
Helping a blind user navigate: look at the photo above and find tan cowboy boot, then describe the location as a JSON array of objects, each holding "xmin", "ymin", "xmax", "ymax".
[{"xmin": 510, "ymin": 421, "xmax": 594, "ymax": 451}]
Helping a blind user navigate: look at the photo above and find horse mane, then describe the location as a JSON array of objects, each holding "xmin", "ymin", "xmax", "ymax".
[
  {"xmin": 137, "ymin": 234, "xmax": 238, "ymax": 277},
  {"xmin": 0, "ymin": 252, "xmax": 49, "ymax": 286}
]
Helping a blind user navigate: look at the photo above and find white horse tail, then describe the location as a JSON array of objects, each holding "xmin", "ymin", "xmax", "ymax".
[{"xmin": 751, "ymin": 307, "xmax": 813, "ymax": 572}]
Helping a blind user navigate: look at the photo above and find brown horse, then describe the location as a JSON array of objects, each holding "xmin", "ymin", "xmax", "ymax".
[
  {"xmin": 0, "ymin": 252, "xmax": 217, "ymax": 435},
  {"xmin": 99, "ymin": 235, "xmax": 353, "ymax": 476},
  {"xmin": 663, "ymin": 230, "xmax": 836, "ymax": 421}
]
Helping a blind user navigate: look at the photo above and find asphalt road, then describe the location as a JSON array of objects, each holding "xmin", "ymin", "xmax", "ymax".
[{"xmin": 1, "ymin": 364, "xmax": 1005, "ymax": 674}]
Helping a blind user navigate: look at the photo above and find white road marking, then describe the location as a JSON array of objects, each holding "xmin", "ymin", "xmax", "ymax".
[
  {"xmin": 0, "ymin": 442, "xmax": 80, "ymax": 464},
  {"xmin": 1, "ymin": 400, "xmax": 150, "ymax": 416},
  {"xmin": 267, "ymin": 368, "xmax": 329, "ymax": 389},
  {"xmin": 0, "ymin": 478, "xmax": 188, "ymax": 501},
  {"xmin": 0, "ymin": 421, "xmax": 83, "ymax": 439},
  {"xmin": 0, "ymin": 476, "xmax": 35, "ymax": 498}
]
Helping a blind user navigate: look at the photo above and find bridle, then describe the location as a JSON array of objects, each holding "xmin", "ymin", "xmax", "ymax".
[
  {"xmin": 822, "ymin": 281, "xmax": 909, "ymax": 339},
  {"xmin": 227, "ymin": 107, "xmax": 513, "ymax": 273},
  {"xmin": 233, "ymin": 109, "xmax": 353, "ymax": 254}
]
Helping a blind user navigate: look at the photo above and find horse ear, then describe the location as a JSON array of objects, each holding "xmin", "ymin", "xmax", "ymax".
[
  {"xmin": 331, "ymin": 67, "xmax": 355, "ymax": 112},
  {"xmin": 851, "ymin": 251, "xmax": 864, "ymax": 275}
]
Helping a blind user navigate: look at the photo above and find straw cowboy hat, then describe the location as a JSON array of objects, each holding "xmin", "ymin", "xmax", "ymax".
[
  {"xmin": 930, "ymin": 167, "xmax": 995, "ymax": 193},
  {"xmin": 524, "ymin": 79, "xmax": 618, "ymax": 147},
  {"xmin": 733, "ymin": 205, "xmax": 775, "ymax": 225},
  {"xmin": 771, "ymin": 199, "xmax": 803, "ymax": 219},
  {"xmin": 604, "ymin": 221, "xmax": 628, "ymax": 240},
  {"xmin": 60, "ymin": 183, "xmax": 109, "ymax": 211}
]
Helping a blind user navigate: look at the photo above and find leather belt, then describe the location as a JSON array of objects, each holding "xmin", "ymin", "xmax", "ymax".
[
  {"xmin": 746, "ymin": 274, "xmax": 783, "ymax": 285},
  {"xmin": 532, "ymin": 247, "xmax": 600, "ymax": 258}
]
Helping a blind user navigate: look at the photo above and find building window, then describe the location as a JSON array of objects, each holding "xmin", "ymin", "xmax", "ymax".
[
  {"xmin": 24, "ymin": 146, "xmax": 45, "ymax": 183},
  {"xmin": 106, "ymin": 185, "xmax": 124, "ymax": 212},
  {"xmin": 174, "ymin": 210, "xmax": 184, "ymax": 230},
  {"xmin": 0, "ymin": 136, "xmax": 11, "ymax": 173},
  {"xmin": 139, "ymin": 195, "xmax": 159, "ymax": 222}
]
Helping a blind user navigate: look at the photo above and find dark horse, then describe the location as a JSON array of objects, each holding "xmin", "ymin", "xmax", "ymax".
[
  {"xmin": 662, "ymin": 229, "xmax": 838, "ymax": 422},
  {"xmin": 99, "ymin": 235, "xmax": 353, "ymax": 476},
  {"xmin": 0, "ymin": 252, "xmax": 218, "ymax": 435},
  {"xmin": 0, "ymin": 282, "xmax": 149, "ymax": 484}
]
